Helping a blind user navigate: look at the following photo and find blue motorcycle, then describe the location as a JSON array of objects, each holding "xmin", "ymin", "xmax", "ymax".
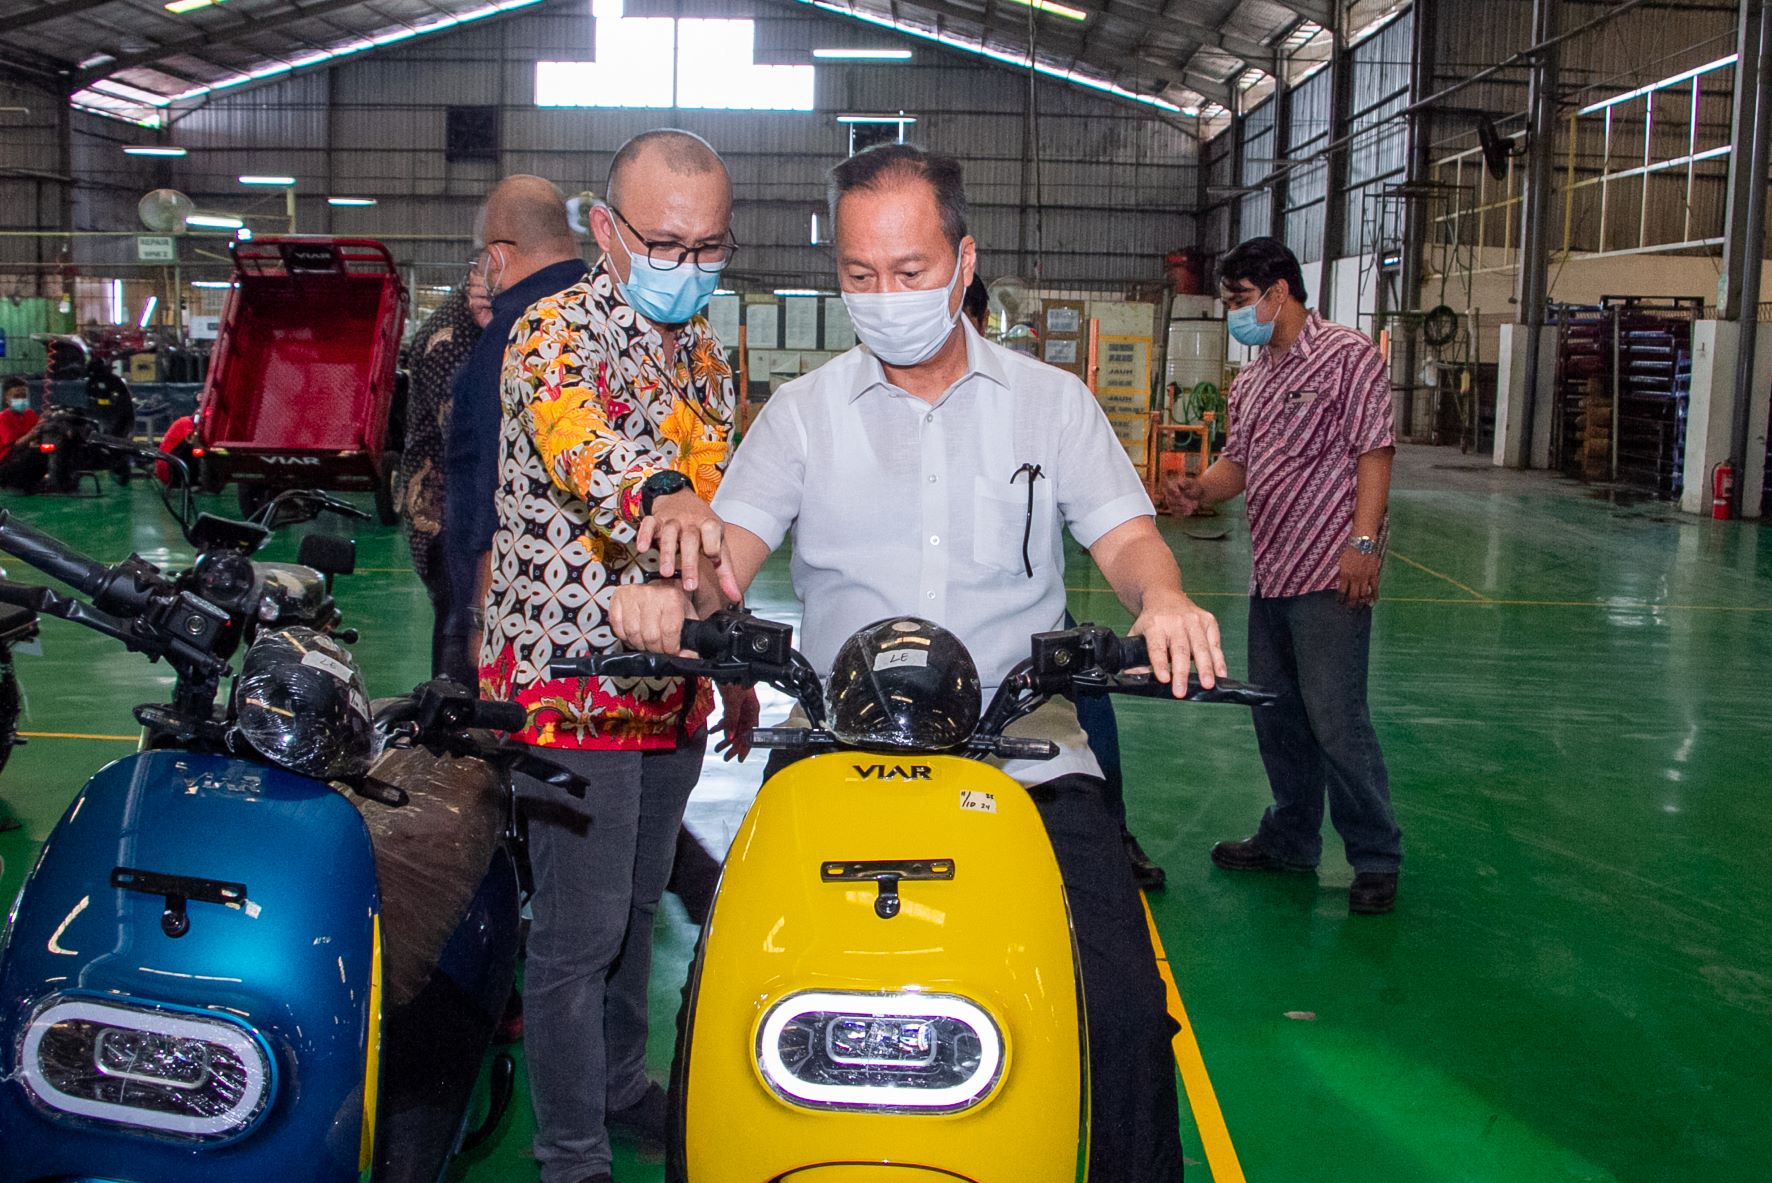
[{"xmin": 0, "ymin": 506, "xmax": 565, "ymax": 1183}]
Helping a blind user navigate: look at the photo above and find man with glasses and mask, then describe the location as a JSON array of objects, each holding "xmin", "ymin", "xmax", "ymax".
[
  {"xmin": 440, "ymin": 175, "xmax": 590, "ymax": 685},
  {"xmin": 610, "ymin": 142, "xmax": 1224, "ymax": 1183},
  {"xmin": 1163, "ymin": 235, "xmax": 1402, "ymax": 915},
  {"xmin": 478, "ymin": 130, "xmax": 752, "ymax": 1183}
]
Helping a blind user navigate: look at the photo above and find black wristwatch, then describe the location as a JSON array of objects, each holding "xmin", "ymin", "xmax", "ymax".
[{"xmin": 640, "ymin": 469, "xmax": 694, "ymax": 517}]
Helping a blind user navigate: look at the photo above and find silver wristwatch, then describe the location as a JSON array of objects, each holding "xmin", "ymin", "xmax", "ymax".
[{"xmin": 1347, "ymin": 535, "xmax": 1378, "ymax": 555}]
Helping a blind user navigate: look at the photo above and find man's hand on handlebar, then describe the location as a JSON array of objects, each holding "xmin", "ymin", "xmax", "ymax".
[
  {"xmin": 609, "ymin": 580, "xmax": 698, "ymax": 657},
  {"xmin": 1129, "ymin": 589, "xmax": 1226, "ymax": 698},
  {"xmin": 635, "ymin": 489, "xmax": 742, "ymax": 602}
]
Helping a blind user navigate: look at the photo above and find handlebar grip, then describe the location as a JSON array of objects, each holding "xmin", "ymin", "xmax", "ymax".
[
  {"xmin": 1113, "ymin": 634, "xmax": 1149, "ymax": 671},
  {"xmin": 0, "ymin": 510, "xmax": 114, "ymax": 599},
  {"xmin": 679, "ymin": 617, "xmax": 726, "ymax": 656},
  {"xmin": 1183, "ymin": 677, "xmax": 1278, "ymax": 707},
  {"xmin": 474, "ymin": 700, "xmax": 529, "ymax": 732}
]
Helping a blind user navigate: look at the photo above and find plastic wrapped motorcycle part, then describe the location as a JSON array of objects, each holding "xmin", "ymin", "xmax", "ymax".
[
  {"xmin": 231, "ymin": 627, "xmax": 373, "ymax": 781},
  {"xmin": 350, "ymin": 731, "xmax": 504, "ymax": 1009},
  {"xmin": 827, "ymin": 617, "xmax": 981, "ymax": 754}
]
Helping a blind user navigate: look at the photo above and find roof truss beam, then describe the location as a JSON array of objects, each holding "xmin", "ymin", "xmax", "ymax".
[
  {"xmin": 75, "ymin": 0, "xmax": 370, "ymax": 85},
  {"xmin": 0, "ymin": 0, "xmax": 120, "ymax": 37}
]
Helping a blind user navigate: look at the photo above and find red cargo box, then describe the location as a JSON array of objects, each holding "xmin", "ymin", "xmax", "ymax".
[{"xmin": 197, "ymin": 237, "xmax": 409, "ymax": 522}]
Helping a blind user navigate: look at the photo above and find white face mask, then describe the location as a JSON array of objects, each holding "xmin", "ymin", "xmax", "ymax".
[{"xmin": 842, "ymin": 245, "xmax": 965, "ymax": 367}]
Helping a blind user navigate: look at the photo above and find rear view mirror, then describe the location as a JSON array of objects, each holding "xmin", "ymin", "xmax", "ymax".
[{"xmin": 298, "ymin": 533, "xmax": 357, "ymax": 578}]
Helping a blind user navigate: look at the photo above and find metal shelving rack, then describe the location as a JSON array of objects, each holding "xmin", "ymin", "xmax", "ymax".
[{"xmin": 1550, "ymin": 296, "xmax": 1702, "ymax": 498}]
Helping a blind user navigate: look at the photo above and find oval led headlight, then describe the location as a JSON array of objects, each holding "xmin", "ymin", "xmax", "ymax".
[
  {"xmin": 757, "ymin": 990, "xmax": 1003, "ymax": 1113},
  {"xmin": 19, "ymin": 996, "xmax": 274, "ymax": 1141}
]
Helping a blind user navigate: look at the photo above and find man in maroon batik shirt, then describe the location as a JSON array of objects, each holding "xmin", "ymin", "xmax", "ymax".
[{"xmin": 1165, "ymin": 236, "xmax": 1403, "ymax": 915}]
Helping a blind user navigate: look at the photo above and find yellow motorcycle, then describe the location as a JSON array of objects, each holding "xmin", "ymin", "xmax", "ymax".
[{"xmin": 556, "ymin": 611, "xmax": 1270, "ymax": 1182}]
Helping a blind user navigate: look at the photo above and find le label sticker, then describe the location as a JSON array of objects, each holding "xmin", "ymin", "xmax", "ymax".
[{"xmin": 959, "ymin": 789, "xmax": 997, "ymax": 814}]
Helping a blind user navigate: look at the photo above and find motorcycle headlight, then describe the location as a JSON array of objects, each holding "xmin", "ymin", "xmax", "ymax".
[
  {"xmin": 19, "ymin": 997, "xmax": 274, "ymax": 1141},
  {"xmin": 757, "ymin": 990, "xmax": 1003, "ymax": 1113}
]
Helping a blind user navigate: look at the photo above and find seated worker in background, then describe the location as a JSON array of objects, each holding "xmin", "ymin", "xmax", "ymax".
[
  {"xmin": 1163, "ymin": 235, "xmax": 1402, "ymax": 915},
  {"xmin": 154, "ymin": 413, "xmax": 198, "ymax": 486},
  {"xmin": 616, "ymin": 143, "xmax": 1224, "ymax": 1182},
  {"xmin": 962, "ymin": 277, "xmax": 1164, "ymax": 889},
  {"xmin": 0, "ymin": 378, "xmax": 44, "ymax": 494}
]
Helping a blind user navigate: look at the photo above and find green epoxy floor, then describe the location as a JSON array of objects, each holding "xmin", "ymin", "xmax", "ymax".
[{"xmin": 2, "ymin": 445, "xmax": 1770, "ymax": 1182}]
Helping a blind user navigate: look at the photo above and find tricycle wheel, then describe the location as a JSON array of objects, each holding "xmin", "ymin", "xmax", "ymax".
[
  {"xmin": 237, "ymin": 483, "xmax": 272, "ymax": 521},
  {"xmin": 374, "ymin": 452, "xmax": 402, "ymax": 526}
]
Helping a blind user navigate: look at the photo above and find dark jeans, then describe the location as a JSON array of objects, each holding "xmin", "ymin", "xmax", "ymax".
[
  {"xmin": 520, "ymin": 735, "xmax": 706, "ymax": 1182},
  {"xmin": 1065, "ymin": 611, "xmax": 1127, "ymax": 828},
  {"xmin": 1075, "ymin": 691, "xmax": 1125, "ymax": 825},
  {"xmin": 411, "ymin": 538, "xmax": 453, "ymax": 681},
  {"xmin": 1248, "ymin": 590, "xmax": 1402, "ymax": 873},
  {"xmin": 437, "ymin": 545, "xmax": 486, "ymax": 689},
  {"xmin": 757, "ymin": 751, "xmax": 1182, "ymax": 1182},
  {"xmin": 0, "ymin": 444, "xmax": 44, "ymax": 493}
]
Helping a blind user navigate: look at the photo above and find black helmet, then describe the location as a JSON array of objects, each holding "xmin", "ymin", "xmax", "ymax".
[
  {"xmin": 827, "ymin": 617, "xmax": 980, "ymax": 753},
  {"xmin": 232, "ymin": 627, "xmax": 373, "ymax": 780}
]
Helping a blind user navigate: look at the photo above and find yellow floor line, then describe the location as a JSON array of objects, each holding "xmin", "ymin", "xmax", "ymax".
[
  {"xmin": 1388, "ymin": 552, "xmax": 1492, "ymax": 602},
  {"xmin": 18, "ymin": 731, "xmax": 137, "ymax": 742},
  {"xmin": 1142, "ymin": 896, "xmax": 1246, "ymax": 1183}
]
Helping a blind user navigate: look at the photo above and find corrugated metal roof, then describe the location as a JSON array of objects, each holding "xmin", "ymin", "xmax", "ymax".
[{"xmin": 0, "ymin": 0, "xmax": 1308, "ymax": 125}]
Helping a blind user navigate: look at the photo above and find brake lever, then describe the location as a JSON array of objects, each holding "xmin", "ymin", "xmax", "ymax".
[{"xmin": 506, "ymin": 745, "xmax": 592, "ymax": 798}]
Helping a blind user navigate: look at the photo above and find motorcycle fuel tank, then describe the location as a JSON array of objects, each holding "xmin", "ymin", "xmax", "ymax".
[
  {"xmin": 681, "ymin": 752, "xmax": 1086, "ymax": 1183},
  {"xmin": 0, "ymin": 748, "xmax": 381, "ymax": 1183}
]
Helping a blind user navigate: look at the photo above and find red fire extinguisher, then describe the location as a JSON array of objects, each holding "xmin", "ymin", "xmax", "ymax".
[{"xmin": 1712, "ymin": 460, "xmax": 1736, "ymax": 520}]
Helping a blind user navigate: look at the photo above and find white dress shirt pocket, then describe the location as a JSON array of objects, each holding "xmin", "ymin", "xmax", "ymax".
[{"xmin": 973, "ymin": 473, "xmax": 1055, "ymax": 576}]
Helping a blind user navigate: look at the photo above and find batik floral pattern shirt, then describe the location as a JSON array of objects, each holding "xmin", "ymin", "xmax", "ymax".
[{"xmin": 479, "ymin": 258, "xmax": 734, "ymax": 750}]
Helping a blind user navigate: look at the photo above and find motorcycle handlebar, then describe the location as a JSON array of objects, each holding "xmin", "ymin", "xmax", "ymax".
[
  {"xmin": 0, "ymin": 510, "xmax": 132, "ymax": 608},
  {"xmin": 679, "ymin": 617, "xmax": 727, "ymax": 656},
  {"xmin": 1102, "ymin": 633, "xmax": 1273, "ymax": 703},
  {"xmin": 473, "ymin": 699, "xmax": 529, "ymax": 732}
]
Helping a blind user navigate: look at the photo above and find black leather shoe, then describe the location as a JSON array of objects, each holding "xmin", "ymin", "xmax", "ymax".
[
  {"xmin": 1349, "ymin": 871, "xmax": 1399, "ymax": 915},
  {"xmin": 1210, "ymin": 836, "xmax": 1289, "ymax": 871},
  {"xmin": 1123, "ymin": 829, "xmax": 1166, "ymax": 892},
  {"xmin": 607, "ymin": 1081, "xmax": 667, "ymax": 1151}
]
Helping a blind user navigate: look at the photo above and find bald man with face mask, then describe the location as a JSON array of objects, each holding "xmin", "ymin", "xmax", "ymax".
[{"xmin": 477, "ymin": 132, "xmax": 751, "ymax": 1183}]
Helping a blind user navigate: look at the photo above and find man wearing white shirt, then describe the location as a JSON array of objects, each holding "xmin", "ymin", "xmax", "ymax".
[{"xmin": 615, "ymin": 143, "xmax": 1223, "ymax": 1181}]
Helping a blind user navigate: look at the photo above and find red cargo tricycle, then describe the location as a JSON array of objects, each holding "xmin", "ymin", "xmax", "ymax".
[{"xmin": 196, "ymin": 237, "xmax": 409, "ymax": 523}]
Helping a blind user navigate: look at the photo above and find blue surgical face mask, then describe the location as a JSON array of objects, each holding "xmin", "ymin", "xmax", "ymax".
[
  {"xmin": 7, "ymin": 398, "xmax": 27, "ymax": 414},
  {"xmin": 1226, "ymin": 286, "xmax": 1277, "ymax": 347},
  {"xmin": 614, "ymin": 228, "xmax": 724, "ymax": 326}
]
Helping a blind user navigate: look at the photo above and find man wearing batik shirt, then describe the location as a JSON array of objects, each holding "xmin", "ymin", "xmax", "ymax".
[
  {"xmin": 479, "ymin": 130, "xmax": 748, "ymax": 1183},
  {"xmin": 399, "ymin": 264, "xmax": 491, "ymax": 676},
  {"xmin": 1165, "ymin": 236, "xmax": 1403, "ymax": 915}
]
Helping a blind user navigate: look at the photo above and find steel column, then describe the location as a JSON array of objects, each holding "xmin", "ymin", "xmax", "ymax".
[
  {"xmin": 1728, "ymin": 0, "xmax": 1772, "ymax": 495},
  {"xmin": 1397, "ymin": 0, "xmax": 1438, "ymax": 439},
  {"xmin": 1318, "ymin": 5, "xmax": 1352, "ymax": 320},
  {"xmin": 1516, "ymin": 0, "xmax": 1561, "ymax": 466},
  {"xmin": 1720, "ymin": 0, "xmax": 1764, "ymax": 319}
]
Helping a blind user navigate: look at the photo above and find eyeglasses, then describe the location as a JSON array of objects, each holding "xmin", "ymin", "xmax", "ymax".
[{"xmin": 608, "ymin": 204, "xmax": 737, "ymax": 274}]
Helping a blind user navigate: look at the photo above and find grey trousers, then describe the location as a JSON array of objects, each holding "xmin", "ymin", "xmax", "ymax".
[
  {"xmin": 520, "ymin": 733, "xmax": 706, "ymax": 1183},
  {"xmin": 1248, "ymin": 591, "xmax": 1403, "ymax": 873}
]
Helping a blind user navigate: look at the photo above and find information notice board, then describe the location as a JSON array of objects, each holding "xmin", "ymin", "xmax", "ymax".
[{"xmin": 1097, "ymin": 334, "xmax": 1153, "ymax": 469}]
